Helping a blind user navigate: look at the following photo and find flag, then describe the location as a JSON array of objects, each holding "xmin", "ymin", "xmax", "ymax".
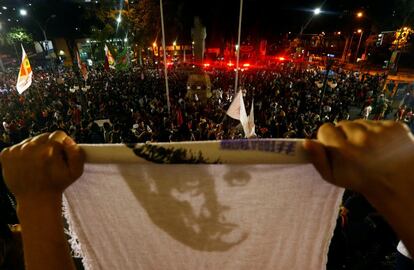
[
  {"xmin": 116, "ymin": 47, "xmax": 130, "ymax": 70},
  {"xmin": 76, "ymin": 49, "xmax": 88, "ymax": 81},
  {"xmin": 16, "ymin": 45, "xmax": 33, "ymax": 94},
  {"xmin": 104, "ymin": 45, "xmax": 115, "ymax": 70},
  {"xmin": 247, "ymin": 99, "xmax": 256, "ymax": 138},
  {"xmin": 227, "ymin": 90, "xmax": 249, "ymax": 137},
  {"xmin": 226, "ymin": 90, "xmax": 247, "ymax": 120},
  {"xmin": 63, "ymin": 142, "xmax": 343, "ymax": 270}
]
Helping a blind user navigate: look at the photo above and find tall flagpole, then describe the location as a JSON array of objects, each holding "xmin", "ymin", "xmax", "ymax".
[
  {"xmin": 234, "ymin": 0, "xmax": 243, "ymax": 96},
  {"xmin": 160, "ymin": 0, "xmax": 171, "ymax": 115}
]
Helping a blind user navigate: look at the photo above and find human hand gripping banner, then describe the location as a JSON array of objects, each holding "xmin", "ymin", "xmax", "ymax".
[{"xmin": 63, "ymin": 139, "xmax": 344, "ymax": 270}]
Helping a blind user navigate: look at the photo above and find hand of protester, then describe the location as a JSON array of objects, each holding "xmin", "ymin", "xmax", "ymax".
[
  {"xmin": 304, "ymin": 120, "xmax": 414, "ymax": 257},
  {"xmin": 0, "ymin": 131, "xmax": 85, "ymax": 201},
  {"xmin": 304, "ymin": 120, "xmax": 414, "ymax": 199}
]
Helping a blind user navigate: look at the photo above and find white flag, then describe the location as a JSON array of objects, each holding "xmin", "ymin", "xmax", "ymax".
[
  {"xmin": 16, "ymin": 45, "xmax": 33, "ymax": 94},
  {"xmin": 227, "ymin": 90, "xmax": 245, "ymax": 120},
  {"xmin": 227, "ymin": 90, "xmax": 249, "ymax": 137},
  {"xmin": 247, "ymin": 99, "xmax": 256, "ymax": 138},
  {"xmin": 240, "ymin": 96, "xmax": 249, "ymax": 137}
]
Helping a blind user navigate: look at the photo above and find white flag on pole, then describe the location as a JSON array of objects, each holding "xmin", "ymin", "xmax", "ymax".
[
  {"xmin": 247, "ymin": 99, "xmax": 256, "ymax": 138},
  {"xmin": 240, "ymin": 96, "xmax": 249, "ymax": 137},
  {"xmin": 16, "ymin": 45, "xmax": 33, "ymax": 94},
  {"xmin": 227, "ymin": 90, "xmax": 245, "ymax": 120},
  {"xmin": 227, "ymin": 90, "xmax": 250, "ymax": 137}
]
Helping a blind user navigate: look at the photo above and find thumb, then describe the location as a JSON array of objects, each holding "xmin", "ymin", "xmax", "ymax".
[
  {"xmin": 63, "ymin": 137, "xmax": 85, "ymax": 180},
  {"xmin": 303, "ymin": 140, "xmax": 334, "ymax": 184}
]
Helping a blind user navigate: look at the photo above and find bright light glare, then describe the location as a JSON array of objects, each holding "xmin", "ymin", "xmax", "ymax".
[
  {"xmin": 356, "ymin": 12, "xmax": 363, "ymax": 18},
  {"xmin": 313, "ymin": 8, "xmax": 321, "ymax": 15},
  {"xmin": 19, "ymin": 9, "xmax": 27, "ymax": 16},
  {"xmin": 116, "ymin": 16, "xmax": 122, "ymax": 23}
]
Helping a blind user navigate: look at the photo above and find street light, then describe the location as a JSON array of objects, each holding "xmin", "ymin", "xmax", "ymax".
[
  {"xmin": 20, "ymin": 11, "xmax": 56, "ymax": 61},
  {"xmin": 356, "ymin": 12, "xmax": 363, "ymax": 18},
  {"xmin": 300, "ymin": 7, "xmax": 322, "ymax": 35},
  {"xmin": 355, "ymin": 29, "xmax": 364, "ymax": 62},
  {"xmin": 116, "ymin": 16, "xmax": 122, "ymax": 23},
  {"xmin": 19, "ymin": 9, "xmax": 27, "ymax": 16}
]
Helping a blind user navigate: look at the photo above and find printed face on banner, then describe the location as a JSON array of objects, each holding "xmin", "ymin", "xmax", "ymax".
[{"xmin": 128, "ymin": 165, "xmax": 252, "ymax": 251}]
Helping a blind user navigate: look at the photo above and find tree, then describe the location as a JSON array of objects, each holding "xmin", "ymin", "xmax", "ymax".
[
  {"xmin": 126, "ymin": 0, "xmax": 161, "ymax": 65},
  {"xmin": 3, "ymin": 27, "xmax": 34, "ymax": 58},
  {"xmin": 84, "ymin": 0, "xmax": 161, "ymax": 65},
  {"xmin": 6, "ymin": 27, "xmax": 33, "ymax": 45}
]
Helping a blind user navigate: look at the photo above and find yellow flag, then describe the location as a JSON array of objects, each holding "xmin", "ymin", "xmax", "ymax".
[
  {"xmin": 16, "ymin": 45, "xmax": 33, "ymax": 94},
  {"xmin": 104, "ymin": 45, "xmax": 115, "ymax": 67}
]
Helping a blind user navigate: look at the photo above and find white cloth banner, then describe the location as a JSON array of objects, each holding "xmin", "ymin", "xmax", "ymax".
[{"xmin": 64, "ymin": 141, "xmax": 343, "ymax": 270}]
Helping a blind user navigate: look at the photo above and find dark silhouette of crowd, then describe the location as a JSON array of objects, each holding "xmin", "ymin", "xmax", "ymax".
[
  {"xmin": 0, "ymin": 63, "xmax": 413, "ymax": 270},
  {"xmin": 0, "ymin": 64, "xmax": 392, "ymax": 146}
]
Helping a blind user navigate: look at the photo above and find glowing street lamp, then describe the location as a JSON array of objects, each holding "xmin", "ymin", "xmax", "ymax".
[
  {"xmin": 356, "ymin": 12, "xmax": 363, "ymax": 18},
  {"xmin": 357, "ymin": 29, "xmax": 362, "ymax": 34},
  {"xmin": 301, "ymin": 7, "xmax": 322, "ymax": 35},
  {"xmin": 116, "ymin": 16, "xmax": 122, "ymax": 23},
  {"xmin": 19, "ymin": 9, "xmax": 27, "ymax": 16}
]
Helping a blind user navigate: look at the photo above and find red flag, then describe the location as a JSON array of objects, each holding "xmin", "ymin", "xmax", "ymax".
[{"xmin": 76, "ymin": 49, "xmax": 88, "ymax": 81}]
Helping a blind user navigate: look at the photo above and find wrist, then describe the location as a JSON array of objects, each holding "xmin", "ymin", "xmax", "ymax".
[{"xmin": 17, "ymin": 193, "xmax": 63, "ymax": 221}]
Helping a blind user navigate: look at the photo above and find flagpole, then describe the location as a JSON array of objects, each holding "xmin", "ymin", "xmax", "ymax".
[
  {"xmin": 234, "ymin": 0, "xmax": 243, "ymax": 96},
  {"xmin": 160, "ymin": 0, "xmax": 171, "ymax": 115}
]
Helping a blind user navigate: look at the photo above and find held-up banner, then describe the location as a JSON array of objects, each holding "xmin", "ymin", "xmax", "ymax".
[{"xmin": 64, "ymin": 139, "xmax": 344, "ymax": 270}]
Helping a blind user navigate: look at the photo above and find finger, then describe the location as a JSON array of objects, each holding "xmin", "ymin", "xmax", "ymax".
[
  {"xmin": 49, "ymin": 131, "xmax": 68, "ymax": 144},
  {"xmin": 30, "ymin": 133, "xmax": 51, "ymax": 144},
  {"xmin": 0, "ymin": 147, "xmax": 10, "ymax": 163},
  {"xmin": 353, "ymin": 119, "xmax": 383, "ymax": 132},
  {"xmin": 21, "ymin": 141, "xmax": 38, "ymax": 151},
  {"xmin": 20, "ymin": 133, "xmax": 52, "ymax": 151},
  {"xmin": 379, "ymin": 120, "xmax": 398, "ymax": 127},
  {"xmin": 337, "ymin": 121, "xmax": 370, "ymax": 145},
  {"xmin": 317, "ymin": 123, "xmax": 346, "ymax": 148},
  {"xmin": 8, "ymin": 143, "xmax": 23, "ymax": 155},
  {"xmin": 303, "ymin": 140, "xmax": 334, "ymax": 183},
  {"xmin": 20, "ymin": 137, "xmax": 33, "ymax": 145},
  {"xmin": 63, "ymin": 144, "xmax": 85, "ymax": 180}
]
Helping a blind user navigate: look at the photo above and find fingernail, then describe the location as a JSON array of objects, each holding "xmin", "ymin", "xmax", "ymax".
[{"xmin": 64, "ymin": 136, "xmax": 76, "ymax": 146}]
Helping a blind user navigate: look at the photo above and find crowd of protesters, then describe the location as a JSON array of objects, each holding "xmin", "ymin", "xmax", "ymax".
[
  {"xmin": 0, "ymin": 62, "xmax": 414, "ymax": 270},
  {"xmin": 1, "ymin": 62, "xmax": 410, "ymax": 147}
]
